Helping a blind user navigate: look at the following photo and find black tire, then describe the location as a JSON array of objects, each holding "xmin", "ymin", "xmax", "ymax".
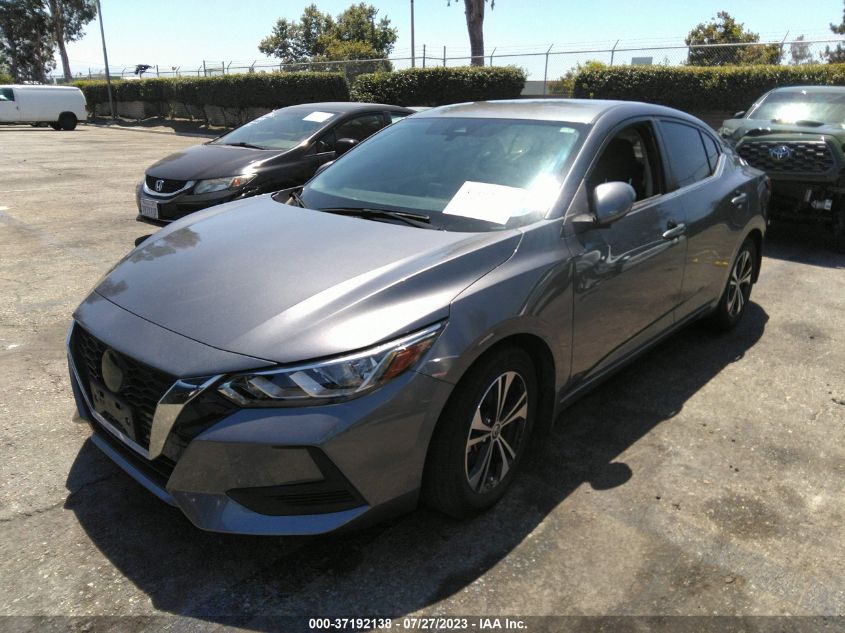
[
  {"xmin": 58, "ymin": 112, "xmax": 77, "ymax": 131},
  {"xmin": 833, "ymin": 204, "xmax": 845, "ymax": 254},
  {"xmin": 422, "ymin": 346, "xmax": 537, "ymax": 518},
  {"xmin": 709, "ymin": 236, "xmax": 758, "ymax": 331},
  {"xmin": 50, "ymin": 122, "xmax": 61, "ymax": 130}
]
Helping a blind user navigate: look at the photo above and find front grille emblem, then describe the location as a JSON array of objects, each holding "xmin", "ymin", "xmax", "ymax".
[
  {"xmin": 769, "ymin": 145, "xmax": 792, "ymax": 161},
  {"xmin": 101, "ymin": 349, "xmax": 126, "ymax": 393},
  {"xmin": 154, "ymin": 179, "xmax": 165, "ymax": 192}
]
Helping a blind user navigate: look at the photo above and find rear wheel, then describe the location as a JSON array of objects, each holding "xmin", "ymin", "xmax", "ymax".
[
  {"xmin": 833, "ymin": 203, "xmax": 845, "ymax": 254},
  {"xmin": 57, "ymin": 112, "xmax": 77, "ymax": 131},
  {"xmin": 709, "ymin": 237, "xmax": 758, "ymax": 331},
  {"xmin": 50, "ymin": 122, "xmax": 61, "ymax": 130},
  {"xmin": 422, "ymin": 346, "xmax": 536, "ymax": 518}
]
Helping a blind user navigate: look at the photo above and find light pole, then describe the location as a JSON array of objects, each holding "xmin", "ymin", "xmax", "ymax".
[
  {"xmin": 95, "ymin": 0, "xmax": 115, "ymax": 119},
  {"xmin": 410, "ymin": 0, "xmax": 415, "ymax": 68}
]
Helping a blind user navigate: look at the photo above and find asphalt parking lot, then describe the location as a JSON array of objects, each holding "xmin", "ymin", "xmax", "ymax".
[{"xmin": 1, "ymin": 123, "xmax": 844, "ymax": 630}]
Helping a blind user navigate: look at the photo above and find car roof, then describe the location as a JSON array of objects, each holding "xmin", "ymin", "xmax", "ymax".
[
  {"xmin": 1, "ymin": 84, "xmax": 81, "ymax": 91},
  {"xmin": 284, "ymin": 102, "xmax": 413, "ymax": 114},
  {"xmin": 767, "ymin": 85, "xmax": 845, "ymax": 95},
  {"xmin": 411, "ymin": 98, "xmax": 697, "ymax": 125}
]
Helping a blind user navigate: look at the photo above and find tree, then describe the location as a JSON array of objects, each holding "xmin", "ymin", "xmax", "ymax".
[
  {"xmin": 0, "ymin": 49, "xmax": 9, "ymax": 82},
  {"xmin": 549, "ymin": 60, "xmax": 605, "ymax": 96},
  {"xmin": 313, "ymin": 40, "xmax": 391, "ymax": 80},
  {"xmin": 685, "ymin": 11, "xmax": 781, "ymax": 66},
  {"xmin": 45, "ymin": 0, "xmax": 97, "ymax": 82},
  {"xmin": 259, "ymin": 2, "xmax": 397, "ymax": 76},
  {"xmin": 0, "ymin": 0, "xmax": 55, "ymax": 82},
  {"xmin": 789, "ymin": 35, "xmax": 815, "ymax": 65},
  {"xmin": 334, "ymin": 3, "xmax": 396, "ymax": 56},
  {"xmin": 827, "ymin": 2, "xmax": 845, "ymax": 63},
  {"xmin": 448, "ymin": 0, "xmax": 494, "ymax": 67}
]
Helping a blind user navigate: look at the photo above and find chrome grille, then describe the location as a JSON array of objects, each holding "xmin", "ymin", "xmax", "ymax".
[{"xmin": 737, "ymin": 140, "xmax": 835, "ymax": 174}]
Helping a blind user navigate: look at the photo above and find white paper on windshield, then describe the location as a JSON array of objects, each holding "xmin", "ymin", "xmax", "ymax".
[
  {"xmin": 442, "ymin": 181, "xmax": 528, "ymax": 225},
  {"xmin": 303, "ymin": 111, "xmax": 334, "ymax": 123}
]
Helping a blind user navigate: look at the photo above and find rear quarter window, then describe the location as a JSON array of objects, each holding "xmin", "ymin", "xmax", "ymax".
[
  {"xmin": 701, "ymin": 133, "xmax": 721, "ymax": 174},
  {"xmin": 0, "ymin": 88, "xmax": 14, "ymax": 101}
]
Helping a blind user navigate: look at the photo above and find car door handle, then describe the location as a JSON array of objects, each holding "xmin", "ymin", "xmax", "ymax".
[
  {"xmin": 662, "ymin": 222, "xmax": 686, "ymax": 240},
  {"xmin": 731, "ymin": 193, "xmax": 748, "ymax": 206}
]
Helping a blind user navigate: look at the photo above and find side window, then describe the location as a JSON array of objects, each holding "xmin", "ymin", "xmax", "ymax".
[
  {"xmin": 588, "ymin": 123, "xmax": 663, "ymax": 202},
  {"xmin": 315, "ymin": 129, "xmax": 335, "ymax": 154},
  {"xmin": 333, "ymin": 113, "xmax": 384, "ymax": 143},
  {"xmin": 660, "ymin": 121, "xmax": 712, "ymax": 188},
  {"xmin": 0, "ymin": 88, "xmax": 14, "ymax": 102},
  {"xmin": 390, "ymin": 112, "xmax": 409, "ymax": 124},
  {"xmin": 701, "ymin": 133, "xmax": 720, "ymax": 174}
]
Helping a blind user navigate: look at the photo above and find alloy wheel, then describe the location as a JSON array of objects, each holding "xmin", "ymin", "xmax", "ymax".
[
  {"xmin": 727, "ymin": 249, "xmax": 753, "ymax": 318},
  {"xmin": 464, "ymin": 371, "xmax": 529, "ymax": 494}
]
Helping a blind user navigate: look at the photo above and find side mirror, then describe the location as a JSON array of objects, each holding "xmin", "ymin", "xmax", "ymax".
[
  {"xmin": 334, "ymin": 137, "xmax": 359, "ymax": 156},
  {"xmin": 134, "ymin": 234, "xmax": 152, "ymax": 247},
  {"xmin": 592, "ymin": 181, "xmax": 636, "ymax": 226},
  {"xmin": 733, "ymin": 110, "xmax": 746, "ymax": 119},
  {"xmin": 314, "ymin": 160, "xmax": 334, "ymax": 177}
]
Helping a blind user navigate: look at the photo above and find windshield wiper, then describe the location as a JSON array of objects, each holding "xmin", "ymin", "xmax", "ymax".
[
  {"xmin": 288, "ymin": 189, "xmax": 305, "ymax": 207},
  {"xmin": 319, "ymin": 206, "xmax": 434, "ymax": 229},
  {"xmin": 220, "ymin": 141, "xmax": 267, "ymax": 149}
]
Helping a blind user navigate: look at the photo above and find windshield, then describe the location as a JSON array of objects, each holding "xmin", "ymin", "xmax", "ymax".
[
  {"xmin": 300, "ymin": 117, "xmax": 584, "ymax": 232},
  {"xmin": 212, "ymin": 108, "xmax": 339, "ymax": 150},
  {"xmin": 748, "ymin": 90, "xmax": 845, "ymax": 126}
]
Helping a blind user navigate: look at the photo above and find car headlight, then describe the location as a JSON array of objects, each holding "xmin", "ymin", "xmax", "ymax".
[
  {"xmin": 194, "ymin": 173, "xmax": 256, "ymax": 195},
  {"xmin": 217, "ymin": 323, "xmax": 443, "ymax": 406}
]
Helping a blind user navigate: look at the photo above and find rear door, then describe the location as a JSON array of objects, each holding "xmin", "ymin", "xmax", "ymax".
[
  {"xmin": 567, "ymin": 119, "xmax": 688, "ymax": 382},
  {"xmin": 0, "ymin": 88, "xmax": 19, "ymax": 122},
  {"xmin": 655, "ymin": 119, "xmax": 746, "ymax": 319}
]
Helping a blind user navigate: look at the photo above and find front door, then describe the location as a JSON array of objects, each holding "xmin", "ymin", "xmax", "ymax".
[
  {"xmin": 567, "ymin": 120, "xmax": 687, "ymax": 383},
  {"xmin": 0, "ymin": 88, "xmax": 19, "ymax": 123}
]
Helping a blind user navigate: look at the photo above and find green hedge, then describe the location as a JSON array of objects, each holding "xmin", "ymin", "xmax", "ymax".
[
  {"xmin": 351, "ymin": 66, "xmax": 526, "ymax": 106},
  {"xmin": 73, "ymin": 72, "xmax": 349, "ymax": 115},
  {"xmin": 572, "ymin": 63, "xmax": 845, "ymax": 112}
]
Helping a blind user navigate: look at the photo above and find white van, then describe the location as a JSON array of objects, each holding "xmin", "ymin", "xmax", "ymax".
[{"xmin": 0, "ymin": 85, "xmax": 87, "ymax": 130}]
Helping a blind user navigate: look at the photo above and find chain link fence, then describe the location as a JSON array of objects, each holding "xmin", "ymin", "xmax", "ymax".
[{"xmin": 58, "ymin": 37, "xmax": 844, "ymax": 92}]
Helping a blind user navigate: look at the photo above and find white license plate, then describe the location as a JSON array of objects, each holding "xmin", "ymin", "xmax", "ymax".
[{"xmin": 139, "ymin": 197, "xmax": 159, "ymax": 219}]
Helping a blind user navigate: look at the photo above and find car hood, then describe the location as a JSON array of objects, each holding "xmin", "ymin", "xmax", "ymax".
[
  {"xmin": 94, "ymin": 195, "xmax": 522, "ymax": 365},
  {"xmin": 723, "ymin": 118, "xmax": 845, "ymax": 142},
  {"xmin": 146, "ymin": 143, "xmax": 299, "ymax": 181}
]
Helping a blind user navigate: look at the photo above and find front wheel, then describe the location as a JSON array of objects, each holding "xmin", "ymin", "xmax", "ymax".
[
  {"xmin": 833, "ymin": 204, "xmax": 845, "ymax": 254},
  {"xmin": 422, "ymin": 346, "xmax": 536, "ymax": 518},
  {"xmin": 57, "ymin": 112, "xmax": 77, "ymax": 131},
  {"xmin": 709, "ymin": 237, "xmax": 758, "ymax": 331}
]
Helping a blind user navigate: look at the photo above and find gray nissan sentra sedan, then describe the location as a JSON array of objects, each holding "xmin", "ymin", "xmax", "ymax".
[{"xmin": 67, "ymin": 100, "xmax": 768, "ymax": 535}]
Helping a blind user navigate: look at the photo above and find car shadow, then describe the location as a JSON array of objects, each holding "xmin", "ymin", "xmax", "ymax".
[
  {"xmin": 89, "ymin": 117, "xmax": 222, "ymax": 138},
  {"xmin": 0, "ymin": 125, "xmax": 59, "ymax": 132},
  {"xmin": 64, "ymin": 303, "xmax": 768, "ymax": 628},
  {"xmin": 764, "ymin": 223, "xmax": 845, "ymax": 269}
]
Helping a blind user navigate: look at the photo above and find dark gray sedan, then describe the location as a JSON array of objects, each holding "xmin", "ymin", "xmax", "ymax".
[
  {"xmin": 68, "ymin": 99, "xmax": 768, "ymax": 534},
  {"xmin": 135, "ymin": 102, "xmax": 412, "ymax": 225}
]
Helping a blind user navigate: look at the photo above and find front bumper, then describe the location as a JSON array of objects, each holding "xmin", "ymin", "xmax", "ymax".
[
  {"xmin": 768, "ymin": 180, "xmax": 843, "ymax": 223},
  {"xmin": 135, "ymin": 181, "xmax": 246, "ymax": 224},
  {"xmin": 67, "ymin": 311, "xmax": 453, "ymax": 535}
]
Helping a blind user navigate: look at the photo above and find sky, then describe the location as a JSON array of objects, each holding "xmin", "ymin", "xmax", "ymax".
[{"xmin": 60, "ymin": 0, "xmax": 844, "ymax": 80}]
